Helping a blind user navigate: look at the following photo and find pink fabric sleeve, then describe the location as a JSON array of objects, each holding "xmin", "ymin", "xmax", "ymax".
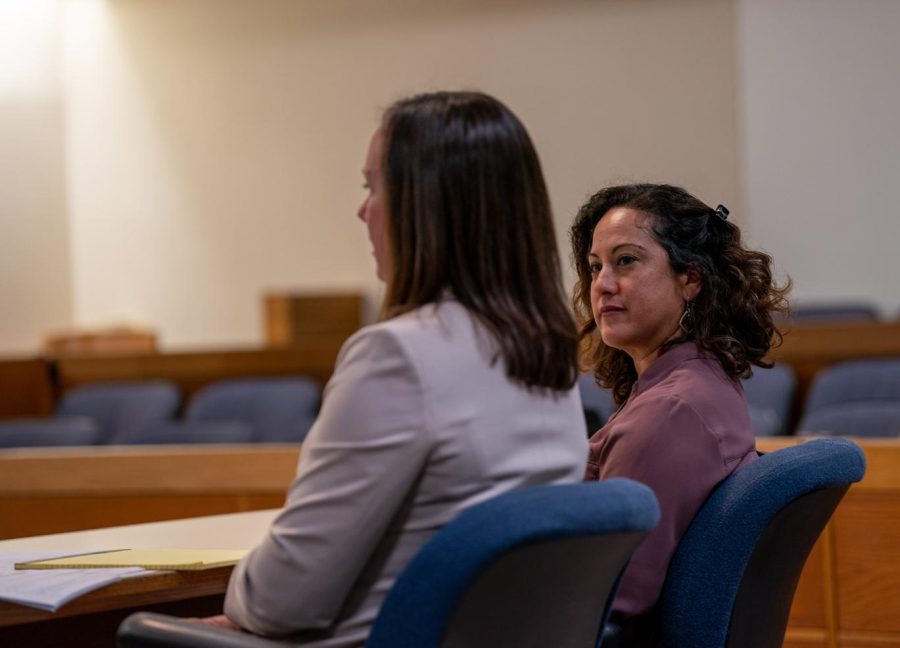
[{"xmin": 595, "ymin": 396, "xmax": 730, "ymax": 617}]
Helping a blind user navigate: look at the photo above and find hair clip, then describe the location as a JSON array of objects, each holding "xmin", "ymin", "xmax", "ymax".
[{"xmin": 714, "ymin": 204, "xmax": 729, "ymax": 221}]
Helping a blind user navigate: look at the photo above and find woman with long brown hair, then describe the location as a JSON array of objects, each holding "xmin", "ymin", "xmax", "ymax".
[{"xmin": 199, "ymin": 91, "xmax": 588, "ymax": 646}]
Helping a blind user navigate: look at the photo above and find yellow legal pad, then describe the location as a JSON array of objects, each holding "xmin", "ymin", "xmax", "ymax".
[{"xmin": 14, "ymin": 549, "xmax": 249, "ymax": 571}]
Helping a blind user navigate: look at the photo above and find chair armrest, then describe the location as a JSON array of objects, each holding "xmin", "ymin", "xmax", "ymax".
[{"xmin": 117, "ymin": 612, "xmax": 288, "ymax": 648}]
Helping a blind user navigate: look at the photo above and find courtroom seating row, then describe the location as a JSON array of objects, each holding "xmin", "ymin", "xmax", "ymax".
[
  {"xmin": 579, "ymin": 357, "xmax": 900, "ymax": 438},
  {"xmin": 0, "ymin": 377, "xmax": 320, "ymax": 448}
]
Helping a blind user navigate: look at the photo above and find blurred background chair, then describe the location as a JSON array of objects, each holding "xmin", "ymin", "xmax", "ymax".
[
  {"xmin": 117, "ymin": 479, "xmax": 660, "ymax": 648},
  {"xmin": 0, "ymin": 417, "xmax": 100, "ymax": 448},
  {"xmin": 789, "ymin": 301, "xmax": 880, "ymax": 323},
  {"xmin": 577, "ymin": 373, "xmax": 618, "ymax": 434},
  {"xmin": 56, "ymin": 381, "xmax": 181, "ymax": 444},
  {"xmin": 742, "ymin": 363, "xmax": 797, "ymax": 436},
  {"xmin": 183, "ymin": 377, "xmax": 320, "ymax": 443},
  {"xmin": 797, "ymin": 358, "xmax": 900, "ymax": 437},
  {"xmin": 651, "ymin": 438, "xmax": 866, "ymax": 648},
  {"xmin": 123, "ymin": 419, "xmax": 256, "ymax": 445}
]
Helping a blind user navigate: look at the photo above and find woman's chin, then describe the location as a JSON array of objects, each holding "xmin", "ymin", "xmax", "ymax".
[{"xmin": 598, "ymin": 328, "xmax": 629, "ymax": 352}]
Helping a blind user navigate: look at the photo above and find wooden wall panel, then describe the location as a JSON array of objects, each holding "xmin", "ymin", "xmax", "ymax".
[
  {"xmin": 0, "ymin": 358, "xmax": 55, "ymax": 418},
  {"xmin": 758, "ymin": 438, "xmax": 900, "ymax": 648},
  {"xmin": 264, "ymin": 293, "xmax": 364, "ymax": 345},
  {"xmin": 0, "ymin": 445, "xmax": 299, "ymax": 540},
  {"xmin": 833, "ymin": 492, "xmax": 900, "ymax": 634},
  {"xmin": 0, "ymin": 493, "xmax": 286, "ymax": 539}
]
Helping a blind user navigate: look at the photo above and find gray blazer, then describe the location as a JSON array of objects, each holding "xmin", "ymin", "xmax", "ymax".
[{"xmin": 224, "ymin": 300, "xmax": 588, "ymax": 646}]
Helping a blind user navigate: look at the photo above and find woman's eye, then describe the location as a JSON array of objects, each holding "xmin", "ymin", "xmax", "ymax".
[
  {"xmin": 617, "ymin": 255, "xmax": 636, "ymax": 266},
  {"xmin": 589, "ymin": 262, "xmax": 602, "ymax": 276}
]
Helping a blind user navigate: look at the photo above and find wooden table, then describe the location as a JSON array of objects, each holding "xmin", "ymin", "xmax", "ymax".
[{"xmin": 0, "ymin": 509, "xmax": 278, "ymax": 647}]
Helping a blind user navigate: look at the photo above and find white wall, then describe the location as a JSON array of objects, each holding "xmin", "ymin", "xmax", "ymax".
[
  {"xmin": 60, "ymin": 0, "xmax": 738, "ymax": 349},
  {"xmin": 0, "ymin": 0, "xmax": 72, "ymax": 355},
  {"xmin": 5, "ymin": 0, "xmax": 896, "ymax": 354},
  {"xmin": 737, "ymin": 0, "xmax": 900, "ymax": 315}
]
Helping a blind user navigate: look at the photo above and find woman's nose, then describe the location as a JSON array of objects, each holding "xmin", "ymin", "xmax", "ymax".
[
  {"xmin": 357, "ymin": 200, "xmax": 367, "ymax": 223},
  {"xmin": 593, "ymin": 269, "xmax": 616, "ymax": 295}
]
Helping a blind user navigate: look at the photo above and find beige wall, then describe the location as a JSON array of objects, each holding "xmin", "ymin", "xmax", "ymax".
[
  {"xmin": 60, "ymin": 0, "xmax": 738, "ymax": 349},
  {"xmin": 7, "ymin": 0, "xmax": 896, "ymax": 353},
  {"xmin": 737, "ymin": 0, "xmax": 900, "ymax": 315},
  {"xmin": 0, "ymin": 0, "xmax": 72, "ymax": 355}
]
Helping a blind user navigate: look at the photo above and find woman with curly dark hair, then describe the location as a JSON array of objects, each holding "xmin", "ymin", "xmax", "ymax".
[{"xmin": 571, "ymin": 183, "xmax": 790, "ymax": 645}]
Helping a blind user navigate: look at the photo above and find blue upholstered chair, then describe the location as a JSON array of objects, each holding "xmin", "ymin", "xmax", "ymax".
[
  {"xmin": 742, "ymin": 363, "xmax": 797, "ymax": 436},
  {"xmin": 652, "ymin": 438, "xmax": 865, "ymax": 648},
  {"xmin": 798, "ymin": 358, "xmax": 900, "ymax": 437},
  {"xmin": 56, "ymin": 381, "xmax": 181, "ymax": 444},
  {"xmin": 184, "ymin": 378, "xmax": 320, "ymax": 443},
  {"xmin": 123, "ymin": 419, "xmax": 256, "ymax": 445},
  {"xmin": 578, "ymin": 373, "xmax": 618, "ymax": 434},
  {"xmin": 117, "ymin": 479, "xmax": 660, "ymax": 648},
  {"xmin": 0, "ymin": 417, "xmax": 100, "ymax": 447},
  {"xmin": 789, "ymin": 301, "xmax": 879, "ymax": 322}
]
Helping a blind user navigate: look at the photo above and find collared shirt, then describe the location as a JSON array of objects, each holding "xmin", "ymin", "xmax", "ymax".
[{"xmin": 585, "ymin": 341, "xmax": 757, "ymax": 619}]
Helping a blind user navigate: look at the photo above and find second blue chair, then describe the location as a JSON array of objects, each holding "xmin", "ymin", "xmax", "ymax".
[
  {"xmin": 55, "ymin": 381, "xmax": 181, "ymax": 444},
  {"xmin": 655, "ymin": 438, "xmax": 866, "ymax": 648},
  {"xmin": 184, "ymin": 377, "xmax": 321, "ymax": 443}
]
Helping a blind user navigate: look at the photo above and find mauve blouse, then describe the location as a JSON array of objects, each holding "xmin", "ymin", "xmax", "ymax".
[{"xmin": 585, "ymin": 341, "xmax": 757, "ymax": 621}]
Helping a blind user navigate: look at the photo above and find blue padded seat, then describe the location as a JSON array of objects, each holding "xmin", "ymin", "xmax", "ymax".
[
  {"xmin": 55, "ymin": 381, "xmax": 181, "ymax": 444},
  {"xmin": 798, "ymin": 358, "xmax": 900, "ymax": 437},
  {"xmin": 0, "ymin": 417, "xmax": 100, "ymax": 448},
  {"xmin": 800, "ymin": 402, "xmax": 900, "ymax": 438},
  {"xmin": 742, "ymin": 363, "xmax": 797, "ymax": 436},
  {"xmin": 125, "ymin": 420, "xmax": 255, "ymax": 445},
  {"xmin": 789, "ymin": 302, "xmax": 879, "ymax": 322},
  {"xmin": 117, "ymin": 479, "xmax": 660, "ymax": 648},
  {"xmin": 655, "ymin": 438, "xmax": 865, "ymax": 648},
  {"xmin": 185, "ymin": 378, "xmax": 320, "ymax": 443}
]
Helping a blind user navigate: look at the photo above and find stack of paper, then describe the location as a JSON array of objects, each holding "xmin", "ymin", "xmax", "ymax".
[
  {"xmin": 1, "ymin": 548, "xmax": 248, "ymax": 612},
  {"xmin": 0, "ymin": 551, "xmax": 143, "ymax": 612},
  {"xmin": 15, "ymin": 548, "xmax": 248, "ymax": 571}
]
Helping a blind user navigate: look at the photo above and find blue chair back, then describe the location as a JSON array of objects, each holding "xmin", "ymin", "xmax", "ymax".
[
  {"xmin": 798, "ymin": 358, "xmax": 900, "ymax": 437},
  {"xmin": 186, "ymin": 378, "xmax": 320, "ymax": 442},
  {"xmin": 789, "ymin": 302, "xmax": 879, "ymax": 322},
  {"xmin": 56, "ymin": 381, "xmax": 181, "ymax": 444},
  {"xmin": 0, "ymin": 417, "xmax": 100, "ymax": 447},
  {"xmin": 657, "ymin": 438, "xmax": 865, "ymax": 648},
  {"xmin": 367, "ymin": 479, "xmax": 659, "ymax": 648},
  {"xmin": 742, "ymin": 364, "xmax": 796, "ymax": 436}
]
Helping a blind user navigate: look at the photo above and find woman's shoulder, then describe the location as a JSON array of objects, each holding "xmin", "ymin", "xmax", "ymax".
[
  {"xmin": 349, "ymin": 300, "xmax": 478, "ymax": 350},
  {"xmin": 337, "ymin": 300, "xmax": 480, "ymax": 369}
]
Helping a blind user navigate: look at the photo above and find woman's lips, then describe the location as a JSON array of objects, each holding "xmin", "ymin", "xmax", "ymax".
[{"xmin": 599, "ymin": 305, "xmax": 625, "ymax": 316}]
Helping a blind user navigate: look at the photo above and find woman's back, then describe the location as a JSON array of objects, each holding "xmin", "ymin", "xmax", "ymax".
[{"xmin": 224, "ymin": 299, "xmax": 588, "ymax": 646}]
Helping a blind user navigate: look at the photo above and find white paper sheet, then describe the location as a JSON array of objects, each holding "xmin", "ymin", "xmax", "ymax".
[{"xmin": 0, "ymin": 551, "xmax": 144, "ymax": 612}]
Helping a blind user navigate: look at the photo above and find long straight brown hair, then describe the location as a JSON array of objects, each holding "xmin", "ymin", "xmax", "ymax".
[{"xmin": 380, "ymin": 91, "xmax": 578, "ymax": 391}]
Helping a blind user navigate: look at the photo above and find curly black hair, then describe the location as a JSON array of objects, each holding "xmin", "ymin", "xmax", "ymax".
[{"xmin": 570, "ymin": 183, "xmax": 791, "ymax": 404}]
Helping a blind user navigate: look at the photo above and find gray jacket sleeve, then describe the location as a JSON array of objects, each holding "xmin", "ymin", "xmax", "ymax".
[{"xmin": 223, "ymin": 326, "xmax": 430, "ymax": 636}]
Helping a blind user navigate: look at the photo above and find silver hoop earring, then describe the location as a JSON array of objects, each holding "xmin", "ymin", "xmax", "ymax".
[{"xmin": 679, "ymin": 302, "xmax": 694, "ymax": 334}]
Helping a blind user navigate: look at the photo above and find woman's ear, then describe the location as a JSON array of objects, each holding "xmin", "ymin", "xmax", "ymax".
[{"xmin": 682, "ymin": 268, "xmax": 702, "ymax": 302}]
